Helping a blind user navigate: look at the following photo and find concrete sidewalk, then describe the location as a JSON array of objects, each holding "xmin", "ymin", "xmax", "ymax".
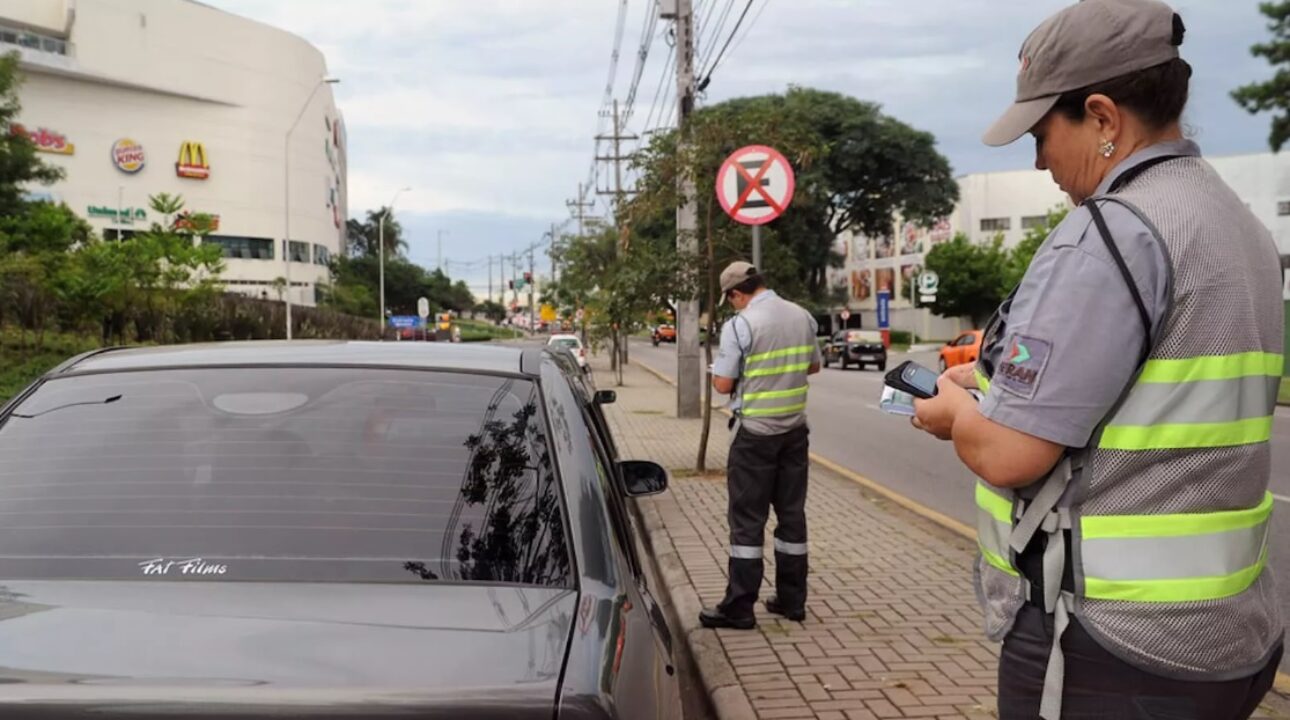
[{"xmin": 593, "ymin": 355, "xmax": 1290, "ymax": 720}]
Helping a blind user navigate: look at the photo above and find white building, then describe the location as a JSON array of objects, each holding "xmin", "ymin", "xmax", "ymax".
[
  {"xmin": 3, "ymin": 0, "xmax": 347, "ymax": 307},
  {"xmin": 831, "ymin": 150, "xmax": 1290, "ymax": 339}
]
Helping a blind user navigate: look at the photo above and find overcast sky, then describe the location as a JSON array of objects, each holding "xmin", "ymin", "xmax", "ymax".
[{"xmin": 206, "ymin": 0, "xmax": 1278, "ymax": 297}]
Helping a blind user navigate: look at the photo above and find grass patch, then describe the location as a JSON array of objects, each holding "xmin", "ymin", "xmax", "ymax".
[
  {"xmin": 1279, "ymin": 378, "xmax": 1290, "ymax": 406},
  {"xmin": 0, "ymin": 327, "xmax": 103, "ymax": 405},
  {"xmin": 456, "ymin": 319, "xmax": 523, "ymax": 343}
]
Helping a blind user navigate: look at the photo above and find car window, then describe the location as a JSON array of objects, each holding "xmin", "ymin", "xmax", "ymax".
[
  {"xmin": 846, "ymin": 331, "xmax": 882, "ymax": 343},
  {"xmin": 0, "ymin": 368, "xmax": 571, "ymax": 587},
  {"xmin": 955, "ymin": 334, "xmax": 976, "ymax": 347},
  {"xmin": 550, "ymin": 338, "xmax": 580, "ymax": 349}
]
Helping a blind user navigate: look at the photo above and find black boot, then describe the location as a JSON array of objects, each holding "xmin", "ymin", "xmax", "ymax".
[
  {"xmin": 699, "ymin": 607, "xmax": 756, "ymax": 630},
  {"xmin": 763, "ymin": 596, "xmax": 805, "ymax": 622}
]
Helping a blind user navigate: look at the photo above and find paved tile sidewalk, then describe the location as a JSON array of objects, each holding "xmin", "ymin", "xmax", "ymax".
[{"xmin": 593, "ymin": 355, "xmax": 1290, "ymax": 720}]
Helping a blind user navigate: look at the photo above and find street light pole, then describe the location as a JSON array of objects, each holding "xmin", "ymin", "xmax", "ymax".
[
  {"xmin": 284, "ymin": 75, "xmax": 340, "ymax": 340},
  {"xmin": 379, "ymin": 186, "xmax": 411, "ymax": 338}
]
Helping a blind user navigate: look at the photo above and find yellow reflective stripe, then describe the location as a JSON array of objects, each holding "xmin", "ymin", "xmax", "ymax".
[
  {"xmin": 742, "ymin": 402, "xmax": 807, "ymax": 417},
  {"xmin": 975, "ymin": 482, "xmax": 1013, "ymax": 525},
  {"xmin": 746, "ymin": 345, "xmax": 815, "ymax": 364},
  {"xmin": 1099, "ymin": 416, "xmax": 1273, "ymax": 451},
  {"xmin": 1082, "ymin": 492, "xmax": 1273, "ymax": 539},
  {"xmin": 1138, "ymin": 352, "xmax": 1283, "ymax": 383},
  {"xmin": 980, "ymin": 546, "xmax": 1019, "ymax": 577},
  {"xmin": 975, "ymin": 369, "xmax": 990, "ymax": 393},
  {"xmin": 1084, "ymin": 550, "xmax": 1267, "ymax": 603},
  {"xmin": 743, "ymin": 386, "xmax": 808, "ymax": 401},
  {"xmin": 745, "ymin": 362, "xmax": 812, "ymax": 378}
]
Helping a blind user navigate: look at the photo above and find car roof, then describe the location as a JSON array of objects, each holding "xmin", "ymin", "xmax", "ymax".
[{"xmin": 55, "ymin": 341, "xmax": 532, "ymax": 376}]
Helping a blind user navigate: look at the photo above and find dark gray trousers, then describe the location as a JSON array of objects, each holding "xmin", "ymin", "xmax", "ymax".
[{"xmin": 717, "ymin": 423, "xmax": 809, "ymax": 619}]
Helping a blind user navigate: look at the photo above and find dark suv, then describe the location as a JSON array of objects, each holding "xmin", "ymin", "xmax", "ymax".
[
  {"xmin": 0, "ymin": 341, "xmax": 681, "ymax": 719},
  {"xmin": 822, "ymin": 329, "xmax": 887, "ymax": 371}
]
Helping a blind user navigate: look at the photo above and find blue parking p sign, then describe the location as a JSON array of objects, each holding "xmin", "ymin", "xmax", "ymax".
[{"xmin": 877, "ymin": 290, "xmax": 890, "ymax": 329}]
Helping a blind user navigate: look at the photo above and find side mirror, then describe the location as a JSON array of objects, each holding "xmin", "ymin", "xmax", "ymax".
[
  {"xmin": 594, "ymin": 390, "xmax": 617, "ymax": 405},
  {"xmin": 619, "ymin": 460, "xmax": 668, "ymax": 497}
]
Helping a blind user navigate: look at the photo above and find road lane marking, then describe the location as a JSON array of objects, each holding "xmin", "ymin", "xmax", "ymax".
[{"xmin": 1274, "ymin": 494, "xmax": 1290, "ymax": 504}]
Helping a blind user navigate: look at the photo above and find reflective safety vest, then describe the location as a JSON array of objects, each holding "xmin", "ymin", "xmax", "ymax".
[
  {"xmin": 973, "ymin": 157, "xmax": 1283, "ymax": 719},
  {"xmin": 734, "ymin": 292, "xmax": 818, "ymax": 436}
]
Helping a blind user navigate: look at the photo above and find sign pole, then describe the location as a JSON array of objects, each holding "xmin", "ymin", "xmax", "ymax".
[{"xmin": 752, "ymin": 224, "xmax": 762, "ymax": 270}]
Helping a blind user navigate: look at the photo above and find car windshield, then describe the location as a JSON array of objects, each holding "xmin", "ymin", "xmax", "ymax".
[
  {"xmin": 847, "ymin": 331, "xmax": 882, "ymax": 343},
  {"xmin": 0, "ymin": 368, "xmax": 571, "ymax": 586}
]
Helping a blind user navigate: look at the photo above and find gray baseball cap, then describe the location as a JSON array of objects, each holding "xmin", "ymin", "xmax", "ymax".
[
  {"xmin": 719, "ymin": 261, "xmax": 758, "ymax": 305},
  {"xmin": 983, "ymin": 0, "xmax": 1184, "ymax": 147}
]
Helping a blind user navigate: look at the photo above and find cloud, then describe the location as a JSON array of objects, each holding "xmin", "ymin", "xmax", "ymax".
[{"xmin": 205, "ymin": 0, "xmax": 1280, "ymax": 295}]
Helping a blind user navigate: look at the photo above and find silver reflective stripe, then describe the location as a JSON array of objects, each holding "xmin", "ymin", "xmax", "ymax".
[
  {"xmin": 1109, "ymin": 375, "xmax": 1280, "ymax": 427},
  {"xmin": 978, "ymin": 514, "xmax": 1011, "ymax": 560},
  {"xmin": 774, "ymin": 539, "xmax": 808, "ymax": 556},
  {"xmin": 1083, "ymin": 523, "xmax": 1268, "ymax": 581},
  {"xmin": 730, "ymin": 545, "xmax": 763, "ymax": 559}
]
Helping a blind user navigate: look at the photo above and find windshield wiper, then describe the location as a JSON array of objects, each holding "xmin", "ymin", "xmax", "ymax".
[{"xmin": 11, "ymin": 395, "xmax": 123, "ymax": 419}]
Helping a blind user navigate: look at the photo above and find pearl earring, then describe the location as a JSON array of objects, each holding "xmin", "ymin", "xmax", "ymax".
[{"xmin": 1099, "ymin": 139, "xmax": 1116, "ymax": 158}]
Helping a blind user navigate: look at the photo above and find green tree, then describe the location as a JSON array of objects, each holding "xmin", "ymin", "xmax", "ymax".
[
  {"xmin": 1001, "ymin": 208, "xmax": 1068, "ymax": 292},
  {"xmin": 628, "ymin": 86, "xmax": 958, "ymax": 307},
  {"xmin": 923, "ymin": 233, "xmax": 1009, "ymax": 327},
  {"xmin": 1233, "ymin": 1, "xmax": 1290, "ymax": 151},
  {"xmin": 345, "ymin": 207, "xmax": 406, "ymax": 258},
  {"xmin": 0, "ymin": 201, "xmax": 94, "ymax": 345},
  {"xmin": 0, "ymin": 52, "xmax": 63, "ymax": 217},
  {"xmin": 476, "ymin": 300, "xmax": 508, "ymax": 323}
]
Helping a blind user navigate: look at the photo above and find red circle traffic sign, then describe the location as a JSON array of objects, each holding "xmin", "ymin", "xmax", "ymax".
[{"xmin": 716, "ymin": 145, "xmax": 795, "ymax": 226}]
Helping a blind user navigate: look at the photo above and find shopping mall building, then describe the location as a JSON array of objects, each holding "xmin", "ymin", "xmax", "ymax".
[
  {"xmin": 3, "ymin": 0, "xmax": 347, "ymax": 307},
  {"xmin": 831, "ymin": 151, "xmax": 1290, "ymax": 339}
]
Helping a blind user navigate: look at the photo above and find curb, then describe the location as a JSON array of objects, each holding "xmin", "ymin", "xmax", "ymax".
[
  {"xmin": 633, "ymin": 493, "xmax": 757, "ymax": 720},
  {"xmin": 630, "ymin": 356, "xmax": 1290, "ymax": 702}
]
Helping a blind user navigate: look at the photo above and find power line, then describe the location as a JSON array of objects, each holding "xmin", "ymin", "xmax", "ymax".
[
  {"xmin": 622, "ymin": 0, "xmax": 659, "ymax": 121},
  {"xmin": 696, "ymin": 0, "xmax": 737, "ymax": 75},
  {"xmin": 724, "ymin": 0, "xmax": 768, "ymax": 58},
  {"xmin": 698, "ymin": 0, "xmax": 756, "ymax": 88}
]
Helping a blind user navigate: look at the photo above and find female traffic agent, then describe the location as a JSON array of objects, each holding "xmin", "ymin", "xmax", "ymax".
[{"xmin": 911, "ymin": 1, "xmax": 1284, "ymax": 718}]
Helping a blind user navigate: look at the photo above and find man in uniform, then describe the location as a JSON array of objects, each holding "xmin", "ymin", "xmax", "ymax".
[{"xmin": 699, "ymin": 262, "xmax": 822, "ymax": 630}]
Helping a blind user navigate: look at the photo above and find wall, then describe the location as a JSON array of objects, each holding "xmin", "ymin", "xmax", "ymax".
[{"xmin": 7, "ymin": 0, "xmax": 346, "ymax": 307}]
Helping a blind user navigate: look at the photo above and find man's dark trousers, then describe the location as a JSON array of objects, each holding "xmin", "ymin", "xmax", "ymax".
[{"xmin": 717, "ymin": 423, "xmax": 810, "ymax": 619}]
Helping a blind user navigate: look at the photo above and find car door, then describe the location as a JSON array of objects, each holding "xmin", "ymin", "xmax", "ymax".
[
  {"xmin": 962, "ymin": 332, "xmax": 981, "ymax": 364},
  {"xmin": 946, "ymin": 333, "xmax": 967, "ymax": 366},
  {"xmin": 581, "ymin": 400, "xmax": 682, "ymax": 717}
]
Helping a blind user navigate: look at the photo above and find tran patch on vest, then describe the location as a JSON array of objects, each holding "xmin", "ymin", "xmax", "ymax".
[{"xmin": 996, "ymin": 335, "xmax": 1052, "ymax": 399}]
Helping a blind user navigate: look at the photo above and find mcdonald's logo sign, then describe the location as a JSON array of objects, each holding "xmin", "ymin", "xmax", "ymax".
[{"xmin": 176, "ymin": 141, "xmax": 210, "ymax": 179}]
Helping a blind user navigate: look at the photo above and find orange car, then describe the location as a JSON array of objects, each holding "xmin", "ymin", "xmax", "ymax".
[
  {"xmin": 939, "ymin": 330, "xmax": 983, "ymax": 372},
  {"xmin": 651, "ymin": 324, "xmax": 677, "ymax": 346}
]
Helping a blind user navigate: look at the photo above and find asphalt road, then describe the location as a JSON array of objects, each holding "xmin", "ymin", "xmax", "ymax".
[{"xmin": 627, "ymin": 338, "xmax": 1290, "ymax": 673}]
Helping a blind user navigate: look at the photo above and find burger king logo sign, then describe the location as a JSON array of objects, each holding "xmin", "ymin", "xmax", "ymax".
[{"xmin": 111, "ymin": 139, "xmax": 145, "ymax": 174}]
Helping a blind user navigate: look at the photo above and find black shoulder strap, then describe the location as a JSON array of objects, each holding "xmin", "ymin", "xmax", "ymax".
[
  {"xmin": 1083, "ymin": 153, "xmax": 1185, "ymax": 367},
  {"xmin": 1084, "ymin": 200, "xmax": 1153, "ymax": 367}
]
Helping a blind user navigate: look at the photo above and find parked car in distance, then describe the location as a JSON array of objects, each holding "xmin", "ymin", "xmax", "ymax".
[
  {"xmin": 548, "ymin": 333, "xmax": 588, "ymax": 372},
  {"xmin": 0, "ymin": 341, "xmax": 681, "ymax": 719},
  {"xmin": 822, "ymin": 329, "xmax": 887, "ymax": 371},
  {"xmin": 939, "ymin": 330, "xmax": 983, "ymax": 372},
  {"xmin": 651, "ymin": 324, "xmax": 676, "ymax": 346}
]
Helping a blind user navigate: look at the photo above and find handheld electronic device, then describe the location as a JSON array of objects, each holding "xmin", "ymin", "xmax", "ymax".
[{"xmin": 884, "ymin": 360, "xmax": 939, "ymax": 400}]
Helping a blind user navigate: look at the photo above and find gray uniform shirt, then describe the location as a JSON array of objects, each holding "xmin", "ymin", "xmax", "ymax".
[
  {"xmin": 977, "ymin": 141, "xmax": 1201, "ymax": 448},
  {"xmin": 713, "ymin": 290, "xmax": 822, "ymax": 415}
]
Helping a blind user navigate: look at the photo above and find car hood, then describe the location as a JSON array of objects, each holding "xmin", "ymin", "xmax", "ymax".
[{"xmin": 0, "ymin": 581, "xmax": 576, "ymax": 718}]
